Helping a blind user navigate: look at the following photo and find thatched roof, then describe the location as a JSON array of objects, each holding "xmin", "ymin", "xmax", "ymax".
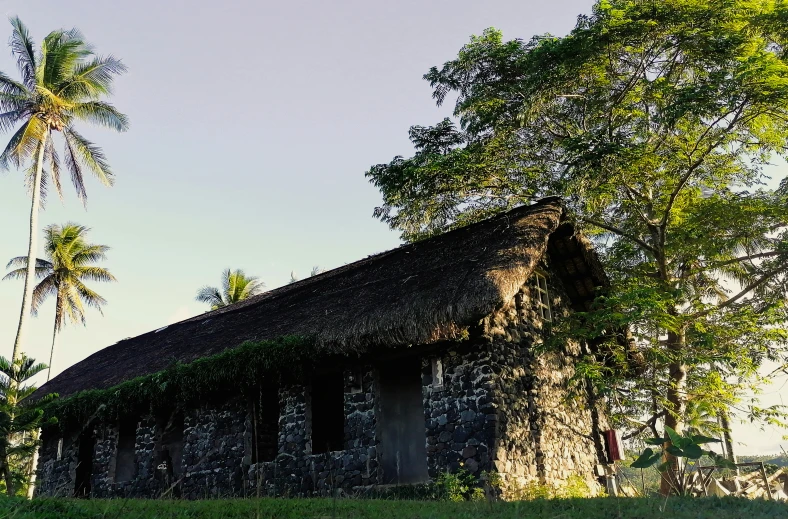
[{"xmin": 39, "ymin": 197, "xmax": 607, "ymax": 399}]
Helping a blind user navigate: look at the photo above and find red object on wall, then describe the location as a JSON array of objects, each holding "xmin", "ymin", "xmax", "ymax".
[{"xmin": 603, "ymin": 430, "xmax": 624, "ymax": 462}]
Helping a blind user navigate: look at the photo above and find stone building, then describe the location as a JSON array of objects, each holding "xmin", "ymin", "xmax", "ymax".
[{"xmin": 34, "ymin": 197, "xmax": 613, "ymax": 499}]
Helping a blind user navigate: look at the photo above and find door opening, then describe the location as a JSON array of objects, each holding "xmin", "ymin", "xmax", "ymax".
[
  {"xmin": 74, "ymin": 429, "xmax": 95, "ymax": 497},
  {"xmin": 377, "ymin": 357, "xmax": 428, "ymax": 484}
]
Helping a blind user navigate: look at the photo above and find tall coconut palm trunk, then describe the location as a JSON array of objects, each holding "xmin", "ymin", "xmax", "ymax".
[
  {"xmin": 10, "ymin": 131, "xmax": 48, "ymax": 364},
  {"xmin": 719, "ymin": 408, "xmax": 736, "ymax": 465},
  {"xmin": 46, "ymin": 294, "xmax": 62, "ymax": 382}
]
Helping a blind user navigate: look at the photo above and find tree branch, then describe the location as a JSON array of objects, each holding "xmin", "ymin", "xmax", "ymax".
[
  {"xmin": 581, "ymin": 216, "xmax": 657, "ymax": 255},
  {"xmin": 690, "ymin": 263, "xmax": 788, "ymax": 319},
  {"xmin": 682, "ymin": 251, "xmax": 784, "ymax": 278},
  {"xmin": 622, "ymin": 411, "xmax": 667, "ymax": 440},
  {"xmin": 659, "ymin": 103, "xmax": 748, "ymax": 228}
]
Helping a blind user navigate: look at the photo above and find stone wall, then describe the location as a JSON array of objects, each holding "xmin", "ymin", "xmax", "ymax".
[
  {"xmin": 36, "ymin": 431, "xmax": 78, "ymax": 497},
  {"xmin": 423, "ymin": 349, "xmax": 495, "ymax": 479},
  {"xmin": 181, "ymin": 400, "xmax": 247, "ymax": 498},
  {"xmin": 487, "ymin": 268, "xmax": 605, "ymax": 496},
  {"xmin": 36, "ymin": 272, "xmax": 605, "ymax": 500}
]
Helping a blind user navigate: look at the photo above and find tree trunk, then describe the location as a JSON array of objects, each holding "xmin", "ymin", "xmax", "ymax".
[
  {"xmin": 2, "ymin": 456, "xmax": 14, "ymax": 496},
  {"xmin": 660, "ymin": 326, "xmax": 688, "ymax": 496},
  {"xmin": 719, "ymin": 408, "xmax": 736, "ymax": 465},
  {"xmin": 27, "ymin": 292, "xmax": 61, "ymax": 498},
  {"xmin": 10, "ymin": 131, "xmax": 48, "ymax": 364},
  {"xmin": 46, "ymin": 294, "xmax": 62, "ymax": 382},
  {"xmin": 25, "ymin": 429, "xmax": 39, "ymax": 499}
]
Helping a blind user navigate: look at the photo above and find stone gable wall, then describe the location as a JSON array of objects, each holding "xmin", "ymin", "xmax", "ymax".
[{"xmin": 487, "ymin": 268, "xmax": 605, "ymax": 496}]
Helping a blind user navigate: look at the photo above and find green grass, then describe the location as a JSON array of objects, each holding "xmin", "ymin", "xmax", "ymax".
[{"xmin": 0, "ymin": 497, "xmax": 786, "ymax": 519}]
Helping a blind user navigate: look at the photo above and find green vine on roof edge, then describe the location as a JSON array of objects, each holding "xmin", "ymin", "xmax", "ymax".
[{"xmin": 42, "ymin": 335, "xmax": 319, "ymax": 433}]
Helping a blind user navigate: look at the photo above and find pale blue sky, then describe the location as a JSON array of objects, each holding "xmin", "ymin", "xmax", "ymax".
[{"xmin": 0, "ymin": 0, "xmax": 784, "ymax": 455}]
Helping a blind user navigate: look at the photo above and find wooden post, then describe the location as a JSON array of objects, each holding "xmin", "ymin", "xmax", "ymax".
[{"xmin": 759, "ymin": 462, "xmax": 772, "ymax": 501}]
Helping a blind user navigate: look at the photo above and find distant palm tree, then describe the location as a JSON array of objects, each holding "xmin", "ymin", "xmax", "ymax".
[
  {"xmin": 196, "ymin": 269, "xmax": 265, "ymax": 310},
  {"xmin": 684, "ymin": 399, "xmax": 720, "ymax": 437},
  {"xmin": 3, "ymin": 223, "xmax": 116, "ymax": 380},
  {"xmin": 288, "ymin": 265, "xmax": 325, "ymax": 284},
  {"xmin": 0, "ymin": 17, "xmax": 128, "ymax": 363}
]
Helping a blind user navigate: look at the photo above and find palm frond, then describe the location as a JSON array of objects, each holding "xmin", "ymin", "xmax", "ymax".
[
  {"xmin": 2, "ymin": 266, "xmax": 51, "ymax": 283},
  {"xmin": 30, "ymin": 276, "xmax": 57, "ymax": 315},
  {"xmin": 0, "ymin": 70, "xmax": 28, "ymax": 97},
  {"xmin": 0, "ymin": 109, "xmax": 27, "ymax": 133},
  {"xmin": 61, "ymin": 283, "xmax": 87, "ymax": 323},
  {"xmin": 0, "ymin": 116, "xmax": 46, "ymax": 170},
  {"xmin": 4, "ymin": 256, "xmax": 51, "ymax": 270},
  {"xmin": 57, "ymin": 55, "xmax": 126, "ymax": 100},
  {"xmin": 76, "ymin": 266, "xmax": 116, "ymax": 283},
  {"xmin": 196, "ymin": 286, "xmax": 226, "ymax": 309},
  {"xmin": 45, "ymin": 135, "xmax": 62, "ymax": 200},
  {"xmin": 221, "ymin": 268, "xmax": 232, "ymax": 298},
  {"xmin": 39, "ymin": 28, "xmax": 89, "ymax": 88},
  {"xmin": 70, "ymin": 244, "xmax": 109, "ymax": 265},
  {"xmin": 8, "ymin": 17, "xmax": 37, "ymax": 90},
  {"xmin": 69, "ymin": 101, "xmax": 129, "ymax": 132},
  {"xmin": 63, "ymin": 126, "xmax": 113, "ymax": 193},
  {"xmin": 72, "ymin": 279, "xmax": 107, "ymax": 313},
  {"xmin": 23, "ymin": 148, "xmax": 48, "ymax": 208}
]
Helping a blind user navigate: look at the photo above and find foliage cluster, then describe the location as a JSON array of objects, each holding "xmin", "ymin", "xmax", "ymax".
[
  {"xmin": 365, "ymin": 0, "xmax": 788, "ymax": 447},
  {"xmin": 43, "ymin": 336, "xmax": 316, "ymax": 432},
  {"xmin": 3, "ymin": 496, "xmax": 788, "ymax": 519},
  {"xmin": 0, "ymin": 356, "xmax": 55, "ymax": 495},
  {"xmin": 435, "ymin": 466, "xmax": 484, "ymax": 501},
  {"xmin": 503, "ymin": 474, "xmax": 593, "ymax": 501},
  {"xmin": 631, "ymin": 426, "xmax": 735, "ymax": 495}
]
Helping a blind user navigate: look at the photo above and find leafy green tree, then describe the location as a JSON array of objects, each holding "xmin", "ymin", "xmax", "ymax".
[
  {"xmin": 366, "ymin": 0, "xmax": 788, "ymax": 482},
  {"xmin": 196, "ymin": 269, "xmax": 265, "ymax": 310},
  {"xmin": 0, "ymin": 17, "xmax": 128, "ymax": 364},
  {"xmin": 0, "ymin": 355, "xmax": 56, "ymax": 496},
  {"xmin": 3, "ymin": 223, "xmax": 116, "ymax": 381}
]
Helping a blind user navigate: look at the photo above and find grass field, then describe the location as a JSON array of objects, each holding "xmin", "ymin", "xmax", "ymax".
[{"xmin": 0, "ymin": 497, "xmax": 787, "ymax": 519}]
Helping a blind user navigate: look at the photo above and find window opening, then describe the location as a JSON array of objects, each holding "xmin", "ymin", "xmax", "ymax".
[
  {"xmin": 431, "ymin": 358, "xmax": 443, "ymax": 389},
  {"xmin": 74, "ymin": 430, "xmax": 95, "ymax": 497},
  {"xmin": 114, "ymin": 418, "xmax": 137, "ymax": 482},
  {"xmin": 310, "ymin": 371, "xmax": 345, "ymax": 454},
  {"xmin": 157, "ymin": 413, "xmax": 184, "ymax": 493},
  {"xmin": 251, "ymin": 385, "xmax": 280, "ymax": 463},
  {"xmin": 533, "ymin": 272, "xmax": 552, "ymax": 322},
  {"xmin": 348, "ymin": 368, "xmax": 364, "ymax": 394}
]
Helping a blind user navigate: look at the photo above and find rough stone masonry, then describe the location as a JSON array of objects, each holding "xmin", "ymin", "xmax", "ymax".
[{"xmin": 35, "ymin": 268, "xmax": 606, "ymax": 500}]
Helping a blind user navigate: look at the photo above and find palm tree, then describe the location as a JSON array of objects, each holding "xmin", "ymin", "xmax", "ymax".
[
  {"xmin": 288, "ymin": 265, "xmax": 325, "ymax": 284},
  {"xmin": 0, "ymin": 17, "xmax": 128, "ymax": 363},
  {"xmin": 196, "ymin": 269, "xmax": 265, "ymax": 310},
  {"xmin": 3, "ymin": 223, "xmax": 116, "ymax": 381},
  {"xmin": 684, "ymin": 399, "xmax": 720, "ymax": 437}
]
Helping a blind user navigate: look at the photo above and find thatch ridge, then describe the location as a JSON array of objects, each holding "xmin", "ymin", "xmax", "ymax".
[{"xmin": 39, "ymin": 197, "xmax": 605, "ymax": 399}]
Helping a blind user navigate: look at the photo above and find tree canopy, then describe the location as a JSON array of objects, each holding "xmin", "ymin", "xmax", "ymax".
[{"xmin": 366, "ymin": 0, "xmax": 788, "ymax": 441}]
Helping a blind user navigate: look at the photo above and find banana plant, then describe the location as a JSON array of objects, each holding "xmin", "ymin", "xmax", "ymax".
[{"xmin": 631, "ymin": 426, "xmax": 736, "ymax": 495}]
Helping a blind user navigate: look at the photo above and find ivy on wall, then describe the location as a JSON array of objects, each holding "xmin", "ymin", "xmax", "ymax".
[{"xmin": 43, "ymin": 335, "xmax": 319, "ymax": 432}]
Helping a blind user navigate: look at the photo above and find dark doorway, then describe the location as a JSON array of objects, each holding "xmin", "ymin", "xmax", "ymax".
[
  {"xmin": 310, "ymin": 371, "xmax": 345, "ymax": 454},
  {"xmin": 114, "ymin": 418, "xmax": 137, "ymax": 482},
  {"xmin": 378, "ymin": 357, "xmax": 428, "ymax": 484},
  {"xmin": 157, "ymin": 414, "xmax": 184, "ymax": 497},
  {"xmin": 74, "ymin": 429, "xmax": 95, "ymax": 497},
  {"xmin": 251, "ymin": 385, "xmax": 280, "ymax": 463}
]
